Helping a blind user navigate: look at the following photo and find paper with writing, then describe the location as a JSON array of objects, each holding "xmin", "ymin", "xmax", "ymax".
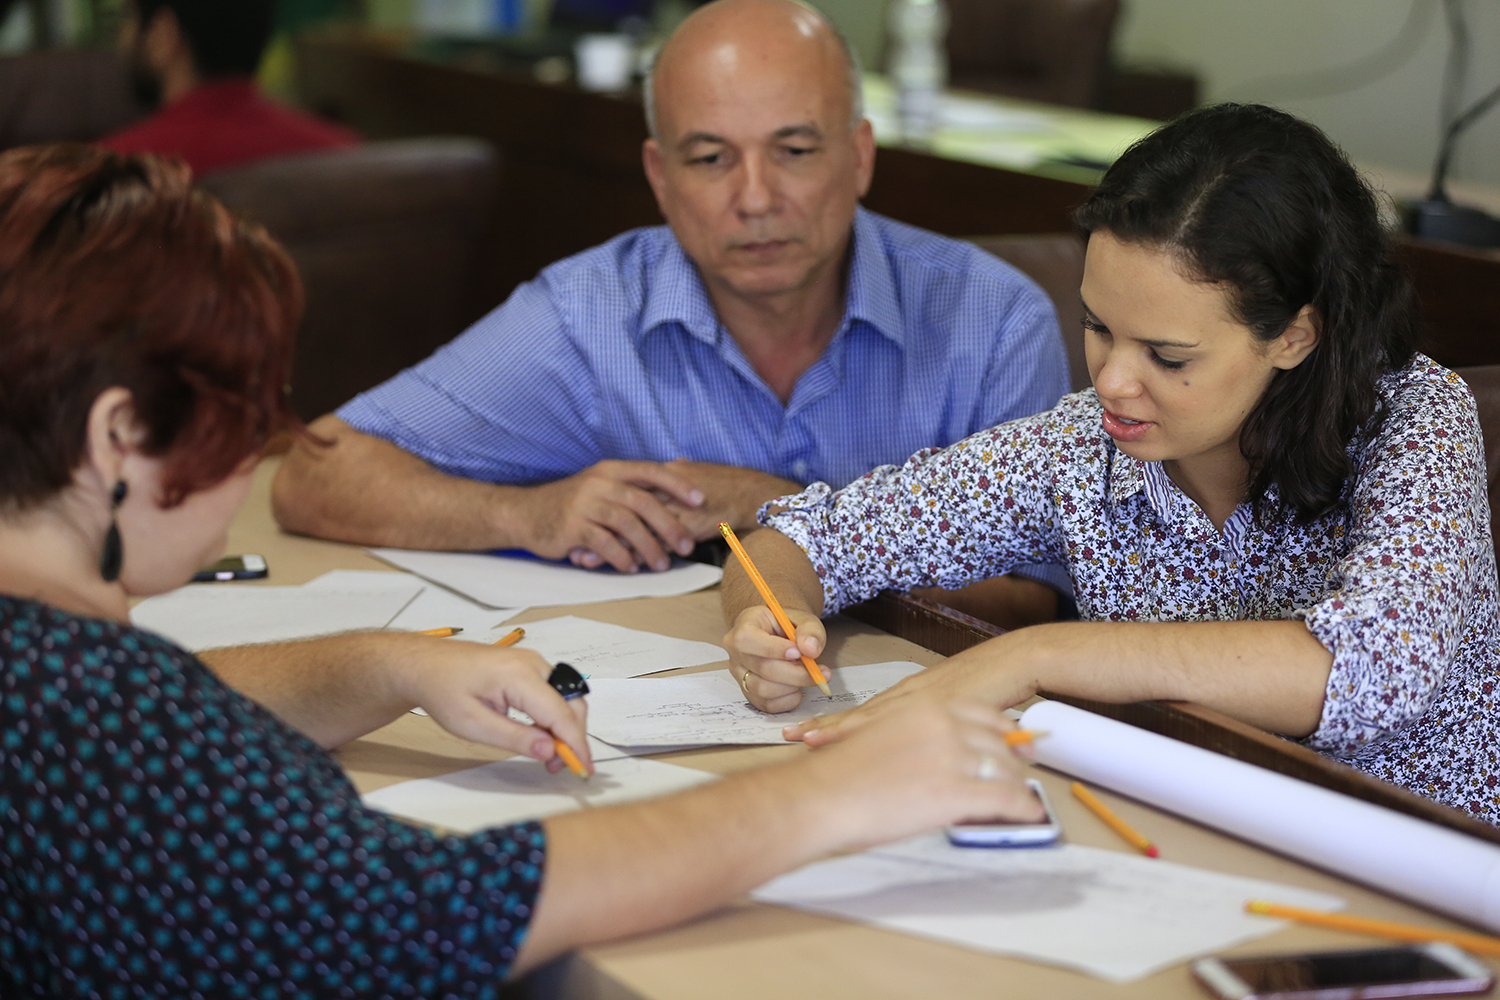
[
  {"xmin": 512, "ymin": 615, "xmax": 726, "ymax": 678},
  {"xmin": 585, "ymin": 661, "xmax": 927, "ymax": 748}
]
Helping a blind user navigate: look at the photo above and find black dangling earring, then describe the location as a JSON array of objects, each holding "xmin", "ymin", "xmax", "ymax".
[{"xmin": 100, "ymin": 480, "xmax": 128, "ymax": 582}]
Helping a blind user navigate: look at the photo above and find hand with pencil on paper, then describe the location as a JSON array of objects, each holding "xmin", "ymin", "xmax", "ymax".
[{"xmin": 203, "ymin": 631, "xmax": 593, "ymax": 776}]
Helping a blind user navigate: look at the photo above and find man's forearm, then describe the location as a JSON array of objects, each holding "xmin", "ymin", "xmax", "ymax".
[{"xmin": 272, "ymin": 415, "xmax": 533, "ymax": 550}]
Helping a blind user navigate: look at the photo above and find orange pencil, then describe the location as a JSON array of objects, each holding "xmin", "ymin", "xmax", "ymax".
[
  {"xmin": 493, "ymin": 626, "xmax": 525, "ymax": 647},
  {"xmin": 718, "ymin": 522, "xmax": 831, "ymax": 696},
  {"xmin": 1006, "ymin": 729, "xmax": 1046, "ymax": 747},
  {"xmin": 416, "ymin": 626, "xmax": 462, "ymax": 637},
  {"xmin": 1245, "ymin": 901, "xmax": 1500, "ymax": 957},
  {"xmin": 1071, "ymin": 781, "xmax": 1159, "ymax": 858}
]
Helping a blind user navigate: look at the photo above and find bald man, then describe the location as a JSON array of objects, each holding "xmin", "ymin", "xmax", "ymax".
[{"xmin": 272, "ymin": 0, "xmax": 1068, "ymax": 618}]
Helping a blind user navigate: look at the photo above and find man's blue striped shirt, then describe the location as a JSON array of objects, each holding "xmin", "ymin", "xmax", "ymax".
[{"xmin": 338, "ymin": 207, "xmax": 1069, "ymax": 492}]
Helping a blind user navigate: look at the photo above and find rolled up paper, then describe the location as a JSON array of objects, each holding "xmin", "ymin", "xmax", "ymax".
[{"xmin": 1019, "ymin": 700, "xmax": 1500, "ymax": 932}]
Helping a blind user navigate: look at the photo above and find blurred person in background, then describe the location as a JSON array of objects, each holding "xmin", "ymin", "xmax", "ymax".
[{"xmin": 100, "ymin": 0, "xmax": 358, "ymax": 176}]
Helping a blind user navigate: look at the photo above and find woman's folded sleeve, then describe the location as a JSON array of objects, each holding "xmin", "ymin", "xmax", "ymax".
[
  {"xmin": 760, "ymin": 413, "xmax": 1069, "ymax": 615},
  {"xmin": 1298, "ymin": 371, "xmax": 1491, "ymax": 756}
]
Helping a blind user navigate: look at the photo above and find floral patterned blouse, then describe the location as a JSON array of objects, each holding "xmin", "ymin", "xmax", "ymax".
[
  {"xmin": 763, "ymin": 356, "xmax": 1500, "ymax": 825},
  {"xmin": 0, "ymin": 594, "xmax": 545, "ymax": 998}
]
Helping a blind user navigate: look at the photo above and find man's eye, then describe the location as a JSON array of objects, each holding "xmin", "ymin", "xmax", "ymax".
[
  {"xmin": 784, "ymin": 145, "xmax": 816, "ymax": 157},
  {"xmin": 690, "ymin": 152, "xmax": 722, "ymax": 166}
]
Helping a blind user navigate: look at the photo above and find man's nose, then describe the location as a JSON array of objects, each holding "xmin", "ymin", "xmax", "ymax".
[{"xmin": 735, "ymin": 154, "xmax": 776, "ymax": 216}]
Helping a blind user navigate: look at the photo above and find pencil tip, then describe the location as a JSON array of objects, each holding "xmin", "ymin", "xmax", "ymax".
[{"xmin": 816, "ymin": 681, "xmax": 832, "ymax": 696}]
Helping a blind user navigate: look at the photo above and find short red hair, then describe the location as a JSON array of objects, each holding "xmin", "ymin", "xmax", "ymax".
[{"xmin": 0, "ymin": 144, "xmax": 302, "ymax": 509}]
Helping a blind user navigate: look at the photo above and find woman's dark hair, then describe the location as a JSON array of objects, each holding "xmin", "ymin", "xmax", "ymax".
[
  {"xmin": 0, "ymin": 144, "xmax": 303, "ymax": 511},
  {"xmin": 135, "ymin": 0, "xmax": 275, "ymax": 78},
  {"xmin": 1074, "ymin": 103, "xmax": 1421, "ymax": 523}
]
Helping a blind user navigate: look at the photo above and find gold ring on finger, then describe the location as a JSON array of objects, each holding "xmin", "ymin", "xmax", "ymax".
[{"xmin": 740, "ymin": 669, "xmax": 753, "ymax": 695}]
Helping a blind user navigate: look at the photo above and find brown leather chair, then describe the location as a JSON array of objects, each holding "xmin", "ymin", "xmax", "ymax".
[
  {"xmin": 968, "ymin": 232, "xmax": 1090, "ymax": 391},
  {"xmin": 201, "ymin": 138, "xmax": 499, "ymax": 421},
  {"xmin": 944, "ymin": 0, "xmax": 1121, "ymax": 109},
  {"xmin": 0, "ymin": 49, "xmax": 149, "ymax": 150}
]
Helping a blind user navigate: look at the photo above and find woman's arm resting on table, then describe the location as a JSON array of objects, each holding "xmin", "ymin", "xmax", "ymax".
[
  {"xmin": 199, "ymin": 633, "xmax": 590, "ymax": 770},
  {"xmin": 720, "ymin": 527, "xmax": 830, "ymax": 713},
  {"xmin": 790, "ymin": 618, "xmax": 1333, "ymax": 744},
  {"xmin": 510, "ymin": 698, "xmax": 1044, "ymax": 977}
]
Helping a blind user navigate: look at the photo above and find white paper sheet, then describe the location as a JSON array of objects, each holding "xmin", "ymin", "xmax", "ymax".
[
  {"xmin": 362, "ymin": 756, "xmax": 718, "ymax": 834},
  {"xmin": 367, "ymin": 548, "xmax": 722, "ymax": 609},
  {"xmin": 1019, "ymin": 700, "xmax": 1500, "ymax": 933},
  {"xmin": 511, "ymin": 615, "xmax": 725, "ymax": 679},
  {"xmin": 302, "ymin": 569, "xmax": 526, "ymax": 636},
  {"xmin": 585, "ymin": 661, "xmax": 927, "ymax": 748},
  {"xmin": 754, "ymin": 835, "xmax": 1343, "ymax": 983},
  {"xmin": 130, "ymin": 581, "xmax": 423, "ymax": 651}
]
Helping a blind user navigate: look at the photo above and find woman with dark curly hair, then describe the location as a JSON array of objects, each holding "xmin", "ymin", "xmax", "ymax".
[
  {"xmin": 723, "ymin": 103, "xmax": 1500, "ymax": 826},
  {"xmin": 0, "ymin": 144, "xmax": 1042, "ymax": 996}
]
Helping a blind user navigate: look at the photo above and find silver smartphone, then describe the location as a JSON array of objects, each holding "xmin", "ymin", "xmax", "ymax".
[
  {"xmin": 1191, "ymin": 943, "xmax": 1494, "ymax": 999},
  {"xmin": 945, "ymin": 779, "xmax": 1062, "ymax": 848}
]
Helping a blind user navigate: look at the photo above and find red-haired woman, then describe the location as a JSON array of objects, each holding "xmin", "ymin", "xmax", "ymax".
[{"xmin": 0, "ymin": 145, "xmax": 1042, "ymax": 995}]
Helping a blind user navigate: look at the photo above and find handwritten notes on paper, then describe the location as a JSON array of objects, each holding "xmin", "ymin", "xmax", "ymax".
[
  {"xmin": 513, "ymin": 615, "xmax": 725, "ymax": 679},
  {"xmin": 130, "ymin": 579, "xmax": 424, "ymax": 652},
  {"xmin": 754, "ymin": 835, "xmax": 1344, "ymax": 983},
  {"xmin": 367, "ymin": 548, "xmax": 723, "ymax": 609},
  {"xmin": 362, "ymin": 756, "xmax": 718, "ymax": 834},
  {"xmin": 585, "ymin": 661, "xmax": 927, "ymax": 749}
]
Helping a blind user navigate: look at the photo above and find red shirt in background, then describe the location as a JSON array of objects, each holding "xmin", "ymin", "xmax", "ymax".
[{"xmin": 100, "ymin": 77, "xmax": 359, "ymax": 177}]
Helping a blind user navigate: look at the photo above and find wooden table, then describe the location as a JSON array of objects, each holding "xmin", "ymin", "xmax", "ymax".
[{"xmin": 228, "ymin": 457, "xmax": 1500, "ymax": 999}]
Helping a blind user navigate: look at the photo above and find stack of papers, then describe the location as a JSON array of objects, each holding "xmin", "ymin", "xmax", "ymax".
[
  {"xmin": 302, "ymin": 569, "xmax": 523, "ymax": 635},
  {"xmin": 754, "ymin": 834, "xmax": 1344, "ymax": 983},
  {"xmin": 585, "ymin": 661, "xmax": 927, "ymax": 749},
  {"xmin": 368, "ymin": 547, "xmax": 723, "ymax": 608},
  {"xmin": 130, "ymin": 577, "xmax": 427, "ymax": 651}
]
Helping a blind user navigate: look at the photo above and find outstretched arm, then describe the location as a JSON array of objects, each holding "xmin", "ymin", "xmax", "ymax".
[
  {"xmin": 511, "ymin": 697, "xmax": 1043, "ymax": 976},
  {"xmin": 272, "ymin": 416, "xmax": 705, "ymax": 572},
  {"xmin": 787, "ymin": 618, "xmax": 1332, "ymax": 745}
]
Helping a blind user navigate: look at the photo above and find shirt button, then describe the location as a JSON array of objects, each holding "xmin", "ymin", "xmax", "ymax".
[{"xmin": 791, "ymin": 459, "xmax": 809, "ymax": 479}]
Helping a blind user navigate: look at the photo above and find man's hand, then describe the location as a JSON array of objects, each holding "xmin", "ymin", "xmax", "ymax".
[
  {"xmin": 562, "ymin": 460, "xmax": 802, "ymax": 571},
  {"xmin": 657, "ymin": 459, "xmax": 802, "ymax": 535},
  {"xmin": 519, "ymin": 460, "xmax": 706, "ymax": 573}
]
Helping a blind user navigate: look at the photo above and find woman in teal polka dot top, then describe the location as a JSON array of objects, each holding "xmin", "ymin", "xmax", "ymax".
[{"xmin": 0, "ymin": 146, "xmax": 1044, "ymax": 997}]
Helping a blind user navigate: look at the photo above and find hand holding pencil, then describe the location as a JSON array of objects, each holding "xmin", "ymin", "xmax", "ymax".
[{"xmin": 719, "ymin": 522, "xmax": 833, "ymax": 706}]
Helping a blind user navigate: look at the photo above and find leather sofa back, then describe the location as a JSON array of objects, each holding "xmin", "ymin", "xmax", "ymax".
[{"xmin": 201, "ymin": 137, "xmax": 499, "ymax": 420}]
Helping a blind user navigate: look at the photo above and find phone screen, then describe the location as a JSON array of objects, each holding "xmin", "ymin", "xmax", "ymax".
[{"xmin": 1224, "ymin": 948, "xmax": 1468, "ymax": 991}]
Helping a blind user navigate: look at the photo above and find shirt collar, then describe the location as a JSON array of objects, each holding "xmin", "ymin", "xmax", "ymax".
[{"xmin": 637, "ymin": 206, "xmax": 907, "ymax": 350}]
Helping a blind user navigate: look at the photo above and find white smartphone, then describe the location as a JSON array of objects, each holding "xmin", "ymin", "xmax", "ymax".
[
  {"xmin": 945, "ymin": 779, "xmax": 1062, "ymax": 848},
  {"xmin": 1191, "ymin": 943, "xmax": 1495, "ymax": 999}
]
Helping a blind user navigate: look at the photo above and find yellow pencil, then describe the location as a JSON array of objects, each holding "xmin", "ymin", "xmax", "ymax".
[
  {"xmin": 493, "ymin": 626, "xmax": 525, "ymax": 647},
  {"xmin": 718, "ymin": 522, "xmax": 831, "ymax": 695},
  {"xmin": 1245, "ymin": 901, "xmax": 1500, "ymax": 957},
  {"xmin": 553, "ymin": 740, "xmax": 589, "ymax": 779},
  {"xmin": 415, "ymin": 626, "xmax": 462, "ymax": 637},
  {"xmin": 1071, "ymin": 781, "xmax": 1159, "ymax": 858}
]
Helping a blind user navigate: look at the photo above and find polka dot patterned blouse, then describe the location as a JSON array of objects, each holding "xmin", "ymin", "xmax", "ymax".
[
  {"xmin": 764, "ymin": 356, "xmax": 1500, "ymax": 825},
  {"xmin": 0, "ymin": 595, "xmax": 545, "ymax": 998}
]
